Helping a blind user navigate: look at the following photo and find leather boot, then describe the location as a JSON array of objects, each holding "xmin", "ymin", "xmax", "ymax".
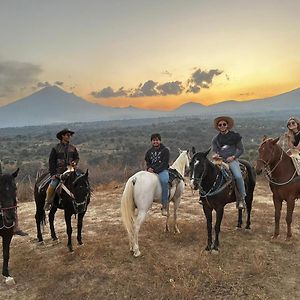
[{"xmin": 44, "ymin": 185, "xmax": 55, "ymax": 211}]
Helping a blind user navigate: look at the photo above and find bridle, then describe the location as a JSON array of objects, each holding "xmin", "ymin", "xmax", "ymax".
[
  {"xmin": 258, "ymin": 146, "xmax": 297, "ymax": 186},
  {"xmin": 0, "ymin": 198, "xmax": 17, "ymax": 230}
]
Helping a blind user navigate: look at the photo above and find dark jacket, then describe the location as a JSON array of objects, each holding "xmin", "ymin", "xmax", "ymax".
[
  {"xmin": 49, "ymin": 142, "xmax": 79, "ymax": 176},
  {"xmin": 145, "ymin": 144, "xmax": 170, "ymax": 174}
]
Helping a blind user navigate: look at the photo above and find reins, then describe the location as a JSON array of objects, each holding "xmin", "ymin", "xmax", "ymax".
[{"xmin": 258, "ymin": 148, "xmax": 297, "ymax": 186}]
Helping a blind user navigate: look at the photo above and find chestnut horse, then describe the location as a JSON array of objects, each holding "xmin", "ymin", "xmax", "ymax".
[{"xmin": 256, "ymin": 137, "xmax": 300, "ymax": 240}]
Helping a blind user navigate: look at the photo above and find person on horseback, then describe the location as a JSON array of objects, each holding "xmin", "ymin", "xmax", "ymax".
[
  {"xmin": 285, "ymin": 117, "xmax": 300, "ymax": 151},
  {"xmin": 44, "ymin": 128, "xmax": 79, "ymax": 211},
  {"xmin": 211, "ymin": 116, "xmax": 246, "ymax": 209},
  {"xmin": 145, "ymin": 133, "xmax": 170, "ymax": 216}
]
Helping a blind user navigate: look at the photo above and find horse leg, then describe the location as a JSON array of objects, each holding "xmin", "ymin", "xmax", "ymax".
[
  {"xmin": 202, "ymin": 204, "xmax": 213, "ymax": 251},
  {"xmin": 64, "ymin": 211, "xmax": 73, "ymax": 252},
  {"xmin": 272, "ymin": 196, "xmax": 282, "ymax": 239},
  {"xmin": 49, "ymin": 206, "xmax": 58, "ymax": 241},
  {"xmin": 245, "ymin": 191, "xmax": 253, "ymax": 229},
  {"xmin": 173, "ymin": 197, "xmax": 181, "ymax": 234},
  {"xmin": 35, "ymin": 206, "xmax": 44, "ymax": 242},
  {"xmin": 2, "ymin": 232, "xmax": 13, "ymax": 277},
  {"xmin": 132, "ymin": 210, "xmax": 147, "ymax": 257},
  {"xmin": 213, "ymin": 207, "xmax": 224, "ymax": 251},
  {"xmin": 77, "ymin": 212, "xmax": 85, "ymax": 245},
  {"xmin": 286, "ymin": 198, "xmax": 295, "ymax": 240},
  {"xmin": 237, "ymin": 209, "xmax": 243, "ymax": 229},
  {"xmin": 165, "ymin": 206, "xmax": 170, "ymax": 233}
]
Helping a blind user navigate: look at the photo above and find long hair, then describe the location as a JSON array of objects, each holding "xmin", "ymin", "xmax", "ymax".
[{"xmin": 285, "ymin": 117, "xmax": 300, "ymax": 146}]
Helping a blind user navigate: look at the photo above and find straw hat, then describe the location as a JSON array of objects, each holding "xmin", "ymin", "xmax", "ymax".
[{"xmin": 213, "ymin": 116, "xmax": 234, "ymax": 130}]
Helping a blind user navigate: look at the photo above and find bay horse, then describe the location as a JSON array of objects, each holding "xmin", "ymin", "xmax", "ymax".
[
  {"xmin": 34, "ymin": 169, "xmax": 90, "ymax": 252},
  {"xmin": 0, "ymin": 168, "xmax": 19, "ymax": 284},
  {"xmin": 190, "ymin": 149, "xmax": 256, "ymax": 252},
  {"xmin": 121, "ymin": 150, "xmax": 190, "ymax": 257},
  {"xmin": 256, "ymin": 136, "xmax": 300, "ymax": 240}
]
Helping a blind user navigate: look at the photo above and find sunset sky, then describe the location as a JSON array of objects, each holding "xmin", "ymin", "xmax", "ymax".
[{"xmin": 1, "ymin": 0, "xmax": 300, "ymax": 110}]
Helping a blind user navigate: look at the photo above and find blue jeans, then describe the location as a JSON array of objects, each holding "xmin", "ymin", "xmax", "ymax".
[
  {"xmin": 49, "ymin": 178, "xmax": 60, "ymax": 188},
  {"xmin": 158, "ymin": 170, "xmax": 169, "ymax": 207},
  {"xmin": 229, "ymin": 160, "xmax": 246, "ymax": 199}
]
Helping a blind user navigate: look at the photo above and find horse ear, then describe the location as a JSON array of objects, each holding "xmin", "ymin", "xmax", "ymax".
[
  {"xmin": 204, "ymin": 148, "xmax": 211, "ymax": 157},
  {"xmin": 272, "ymin": 137, "xmax": 280, "ymax": 145},
  {"xmin": 191, "ymin": 146, "xmax": 196, "ymax": 154},
  {"xmin": 12, "ymin": 168, "xmax": 19, "ymax": 178},
  {"xmin": 85, "ymin": 169, "xmax": 89, "ymax": 177},
  {"xmin": 178, "ymin": 148, "xmax": 182, "ymax": 153},
  {"xmin": 262, "ymin": 135, "xmax": 268, "ymax": 142}
]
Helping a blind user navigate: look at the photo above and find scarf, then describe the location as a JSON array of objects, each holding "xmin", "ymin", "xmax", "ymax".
[{"xmin": 217, "ymin": 131, "xmax": 242, "ymax": 147}]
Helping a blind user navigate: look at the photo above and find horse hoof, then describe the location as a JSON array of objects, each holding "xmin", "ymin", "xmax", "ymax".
[
  {"xmin": 133, "ymin": 250, "xmax": 141, "ymax": 257},
  {"xmin": 174, "ymin": 229, "xmax": 181, "ymax": 234},
  {"xmin": 271, "ymin": 235, "xmax": 279, "ymax": 240},
  {"xmin": 37, "ymin": 241, "xmax": 45, "ymax": 246},
  {"xmin": 235, "ymin": 226, "xmax": 242, "ymax": 230},
  {"xmin": 5, "ymin": 276, "xmax": 15, "ymax": 285},
  {"xmin": 205, "ymin": 246, "xmax": 211, "ymax": 251},
  {"xmin": 286, "ymin": 236, "xmax": 292, "ymax": 242},
  {"xmin": 211, "ymin": 249, "xmax": 219, "ymax": 255},
  {"xmin": 78, "ymin": 241, "xmax": 84, "ymax": 246}
]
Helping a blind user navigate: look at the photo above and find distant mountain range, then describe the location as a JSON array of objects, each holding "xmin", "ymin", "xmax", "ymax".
[{"xmin": 0, "ymin": 85, "xmax": 299, "ymax": 128}]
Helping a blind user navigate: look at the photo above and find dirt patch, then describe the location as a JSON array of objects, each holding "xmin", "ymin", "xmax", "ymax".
[{"xmin": 1, "ymin": 178, "xmax": 300, "ymax": 299}]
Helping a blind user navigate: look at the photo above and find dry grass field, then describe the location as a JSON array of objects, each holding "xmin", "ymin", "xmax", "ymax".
[{"xmin": 1, "ymin": 178, "xmax": 300, "ymax": 300}]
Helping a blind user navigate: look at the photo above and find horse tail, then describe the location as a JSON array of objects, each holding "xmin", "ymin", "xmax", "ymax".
[{"xmin": 121, "ymin": 177, "xmax": 136, "ymax": 238}]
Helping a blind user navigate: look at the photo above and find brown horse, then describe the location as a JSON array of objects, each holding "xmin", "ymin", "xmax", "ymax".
[{"xmin": 256, "ymin": 137, "xmax": 300, "ymax": 240}]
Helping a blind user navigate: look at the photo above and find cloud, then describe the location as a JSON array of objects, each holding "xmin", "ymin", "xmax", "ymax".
[
  {"xmin": 161, "ymin": 70, "xmax": 172, "ymax": 77},
  {"xmin": 54, "ymin": 81, "xmax": 64, "ymax": 86},
  {"xmin": 0, "ymin": 60, "xmax": 42, "ymax": 98},
  {"xmin": 37, "ymin": 81, "xmax": 51, "ymax": 88},
  {"xmin": 157, "ymin": 81, "xmax": 184, "ymax": 95},
  {"xmin": 91, "ymin": 86, "xmax": 127, "ymax": 98},
  {"xmin": 91, "ymin": 67, "xmax": 225, "ymax": 98},
  {"xmin": 187, "ymin": 68, "xmax": 223, "ymax": 93},
  {"xmin": 129, "ymin": 80, "xmax": 159, "ymax": 97}
]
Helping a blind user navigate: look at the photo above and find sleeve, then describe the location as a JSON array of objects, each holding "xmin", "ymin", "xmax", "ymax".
[
  {"xmin": 212, "ymin": 136, "xmax": 219, "ymax": 154},
  {"xmin": 73, "ymin": 147, "xmax": 79, "ymax": 164},
  {"xmin": 49, "ymin": 148, "xmax": 57, "ymax": 176},
  {"xmin": 145, "ymin": 150, "xmax": 151, "ymax": 169},
  {"xmin": 234, "ymin": 139, "xmax": 244, "ymax": 158},
  {"xmin": 155, "ymin": 147, "xmax": 170, "ymax": 173}
]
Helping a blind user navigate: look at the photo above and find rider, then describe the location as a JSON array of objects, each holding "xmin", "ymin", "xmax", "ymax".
[
  {"xmin": 145, "ymin": 133, "xmax": 170, "ymax": 216},
  {"xmin": 285, "ymin": 117, "xmax": 300, "ymax": 151},
  {"xmin": 211, "ymin": 116, "xmax": 246, "ymax": 209},
  {"xmin": 44, "ymin": 128, "xmax": 79, "ymax": 211}
]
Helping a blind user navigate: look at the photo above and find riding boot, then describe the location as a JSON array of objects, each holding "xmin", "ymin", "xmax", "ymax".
[
  {"xmin": 237, "ymin": 197, "xmax": 246, "ymax": 209},
  {"xmin": 44, "ymin": 185, "xmax": 55, "ymax": 211}
]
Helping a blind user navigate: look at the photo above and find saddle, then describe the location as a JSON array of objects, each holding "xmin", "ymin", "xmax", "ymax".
[
  {"xmin": 289, "ymin": 149, "xmax": 300, "ymax": 175},
  {"xmin": 168, "ymin": 168, "xmax": 184, "ymax": 187}
]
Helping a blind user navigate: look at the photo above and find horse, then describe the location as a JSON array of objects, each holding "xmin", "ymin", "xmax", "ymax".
[
  {"xmin": 190, "ymin": 149, "xmax": 256, "ymax": 252},
  {"xmin": 0, "ymin": 168, "xmax": 19, "ymax": 284},
  {"xmin": 256, "ymin": 136, "xmax": 300, "ymax": 240},
  {"xmin": 121, "ymin": 149, "xmax": 190, "ymax": 257},
  {"xmin": 34, "ymin": 169, "xmax": 90, "ymax": 252}
]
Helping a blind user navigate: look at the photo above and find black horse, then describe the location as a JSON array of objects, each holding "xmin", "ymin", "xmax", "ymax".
[
  {"xmin": 34, "ymin": 169, "xmax": 90, "ymax": 252},
  {"xmin": 190, "ymin": 149, "xmax": 256, "ymax": 252},
  {"xmin": 0, "ymin": 168, "xmax": 19, "ymax": 281}
]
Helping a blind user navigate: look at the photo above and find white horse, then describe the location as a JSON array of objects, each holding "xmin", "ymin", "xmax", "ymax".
[{"xmin": 121, "ymin": 149, "xmax": 190, "ymax": 257}]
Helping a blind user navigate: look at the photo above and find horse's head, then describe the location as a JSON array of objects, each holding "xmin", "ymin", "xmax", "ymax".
[
  {"xmin": 190, "ymin": 149, "xmax": 210, "ymax": 190},
  {"xmin": 256, "ymin": 136, "xmax": 280, "ymax": 175},
  {"xmin": 178, "ymin": 148, "xmax": 190, "ymax": 174},
  {"xmin": 64, "ymin": 170, "xmax": 90, "ymax": 213},
  {"xmin": 0, "ymin": 168, "xmax": 19, "ymax": 223}
]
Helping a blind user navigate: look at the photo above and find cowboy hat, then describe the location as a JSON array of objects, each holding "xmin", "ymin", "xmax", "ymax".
[
  {"xmin": 213, "ymin": 116, "xmax": 234, "ymax": 130},
  {"xmin": 56, "ymin": 128, "xmax": 75, "ymax": 140}
]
